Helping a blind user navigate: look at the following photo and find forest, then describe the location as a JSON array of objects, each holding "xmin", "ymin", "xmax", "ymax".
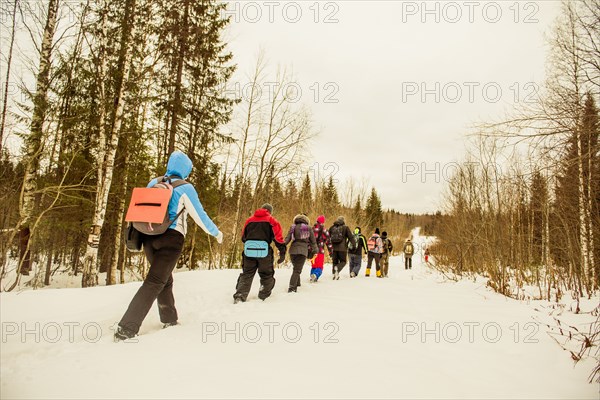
[
  {"xmin": 0, "ymin": 0, "xmax": 597, "ymax": 302},
  {"xmin": 0, "ymin": 0, "xmax": 441, "ymax": 290},
  {"xmin": 431, "ymin": 1, "xmax": 599, "ymax": 303}
]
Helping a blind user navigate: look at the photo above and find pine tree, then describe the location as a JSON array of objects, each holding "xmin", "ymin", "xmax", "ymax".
[
  {"xmin": 300, "ymin": 173, "xmax": 313, "ymax": 214},
  {"xmin": 353, "ymin": 197, "xmax": 363, "ymax": 226},
  {"xmin": 364, "ymin": 188, "xmax": 383, "ymax": 231},
  {"xmin": 285, "ymin": 180, "xmax": 298, "ymax": 204},
  {"xmin": 530, "ymin": 171, "xmax": 548, "ymax": 265},
  {"xmin": 323, "ymin": 176, "xmax": 340, "ymax": 216}
]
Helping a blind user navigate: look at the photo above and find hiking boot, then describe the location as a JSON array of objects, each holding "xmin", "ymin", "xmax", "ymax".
[
  {"xmin": 350, "ymin": 271, "xmax": 356, "ymax": 278},
  {"xmin": 163, "ymin": 321, "xmax": 178, "ymax": 329},
  {"xmin": 233, "ymin": 297, "xmax": 244, "ymax": 304},
  {"xmin": 333, "ymin": 267, "xmax": 340, "ymax": 280},
  {"xmin": 114, "ymin": 325, "xmax": 136, "ymax": 341},
  {"xmin": 288, "ymin": 287, "xmax": 297, "ymax": 293},
  {"xmin": 365, "ymin": 268, "xmax": 371, "ymax": 277},
  {"xmin": 310, "ymin": 273, "xmax": 317, "ymax": 283}
]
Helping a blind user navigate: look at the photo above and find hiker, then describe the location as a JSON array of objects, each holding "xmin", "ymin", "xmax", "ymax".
[
  {"xmin": 328, "ymin": 216, "xmax": 357, "ymax": 280},
  {"xmin": 424, "ymin": 247, "xmax": 430, "ymax": 263},
  {"xmin": 310, "ymin": 215, "xmax": 333, "ymax": 282},
  {"xmin": 115, "ymin": 151, "xmax": 224, "ymax": 341},
  {"xmin": 285, "ymin": 214, "xmax": 317, "ymax": 292},
  {"xmin": 365, "ymin": 228, "xmax": 384, "ymax": 277},
  {"xmin": 233, "ymin": 203, "xmax": 286, "ymax": 303},
  {"xmin": 403, "ymin": 238, "xmax": 414, "ymax": 269},
  {"xmin": 380, "ymin": 231, "xmax": 393, "ymax": 278},
  {"xmin": 348, "ymin": 226, "xmax": 368, "ymax": 277}
]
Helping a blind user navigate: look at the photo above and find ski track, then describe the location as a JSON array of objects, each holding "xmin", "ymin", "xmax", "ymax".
[{"xmin": 1, "ymin": 229, "xmax": 597, "ymax": 399}]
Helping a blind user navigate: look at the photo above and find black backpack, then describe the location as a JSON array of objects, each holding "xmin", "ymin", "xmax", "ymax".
[{"xmin": 330, "ymin": 225, "xmax": 344, "ymax": 244}]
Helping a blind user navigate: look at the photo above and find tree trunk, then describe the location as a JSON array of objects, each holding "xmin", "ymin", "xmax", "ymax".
[
  {"xmin": 168, "ymin": 0, "xmax": 190, "ymax": 153},
  {"xmin": 82, "ymin": 0, "xmax": 136, "ymax": 287},
  {"xmin": 0, "ymin": 0, "xmax": 19, "ymax": 154},
  {"xmin": 44, "ymin": 250, "xmax": 53, "ymax": 286},
  {"xmin": 17, "ymin": 0, "xmax": 60, "ymax": 276}
]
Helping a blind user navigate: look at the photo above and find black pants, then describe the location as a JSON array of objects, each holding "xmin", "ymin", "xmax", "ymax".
[
  {"xmin": 289, "ymin": 254, "xmax": 306, "ymax": 291},
  {"xmin": 405, "ymin": 256, "xmax": 412, "ymax": 269},
  {"xmin": 367, "ymin": 252, "xmax": 381, "ymax": 271},
  {"xmin": 332, "ymin": 250, "xmax": 347, "ymax": 274},
  {"xmin": 234, "ymin": 250, "xmax": 276, "ymax": 301},
  {"xmin": 119, "ymin": 229, "xmax": 185, "ymax": 333}
]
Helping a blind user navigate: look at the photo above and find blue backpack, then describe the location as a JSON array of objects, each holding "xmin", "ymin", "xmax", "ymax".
[{"xmin": 243, "ymin": 240, "xmax": 269, "ymax": 258}]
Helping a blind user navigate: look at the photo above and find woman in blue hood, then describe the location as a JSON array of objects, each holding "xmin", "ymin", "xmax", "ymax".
[{"xmin": 115, "ymin": 151, "xmax": 223, "ymax": 340}]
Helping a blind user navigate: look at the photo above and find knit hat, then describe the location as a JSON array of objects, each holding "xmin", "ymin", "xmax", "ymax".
[
  {"xmin": 317, "ymin": 215, "xmax": 325, "ymax": 224},
  {"xmin": 261, "ymin": 203, "xmax": 273, "ymax": 214},
  {"xmin": 375, "ymin": 228, "xmax": 380, "ymax": 235},
  {"xmin": 382, "ymin": 231, "xmax": 387, "ymax": 238}
]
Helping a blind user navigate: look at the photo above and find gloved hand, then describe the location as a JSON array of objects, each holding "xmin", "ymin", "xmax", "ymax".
[
  {"xmin": 216, "ymin": 231, "xmax": 224, "ymax": 244},
  {"xmin": 277, "ymin": 252, "xmax": 286, "ymax": 264}
]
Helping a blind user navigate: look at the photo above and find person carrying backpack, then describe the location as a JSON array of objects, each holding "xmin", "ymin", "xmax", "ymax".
[
  {"xmin": 365, "ymin": 228, "xmax": 384, "ymax": 277},
  {"xmin": 348, "ymin": 226, "xmax": 368, "ymax": 277},
  {"xmin": 285, "ymin": 214, "xmax": 317, "ymax": 292},
  {"xmin": 403, "ymin": 238, "xmax": 415, "ymax": 270},
  {"xmin": 233, "ymin": 203, "xmax": 286, "ymax": 303},
  {"xmin": 310, "ymin": 215, "xmax": 333, "ymax": 282},
  {"xmin": 115, "ymin": 151, "xmax": 224, "ymax": 341},
  {"xmin": 380, "ymin": 231, "xmax": 393, "ymax": 278},
  {"xmin": 328, "ymin": 216, "xmax": 356, "ymax": 280}
]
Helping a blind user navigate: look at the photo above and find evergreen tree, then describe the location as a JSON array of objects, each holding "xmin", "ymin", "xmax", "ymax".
[
  {"xmin": 300, "ymin": 173, "xmax": 313, "ymax": 214},
  {"xmin": 365, "ymin": 188, "xmax": 384, "ymax": 231},
  {"xmin": 530, "ymin": 171, "xmax": 548, "ymax": 265},
  {"xmin": 353, "ymin": 197, "xmax": 363, "ymax": 226},
  {"xmin": 323, "ymin": 176, "xmax": 340, "ymax": 216}
]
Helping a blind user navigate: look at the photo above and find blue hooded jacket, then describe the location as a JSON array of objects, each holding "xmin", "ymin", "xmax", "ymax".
[{"xmin": 147, "ymin": 151, "xmax": 220, "ymax": 237}]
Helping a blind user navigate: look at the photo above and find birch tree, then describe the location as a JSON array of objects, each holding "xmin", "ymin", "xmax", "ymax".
[
  {"xmin": 17, "ymin": 0, "xmax": 60, "ymax": 276},
  {"xmin": 81, "ymin": 0, "xmax": 137, "ymax": 287}
]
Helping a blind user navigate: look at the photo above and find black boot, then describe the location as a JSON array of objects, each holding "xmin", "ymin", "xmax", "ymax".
[{"xmin": 114, "ymin": 325, "xmax": 136, "ymax": 341}]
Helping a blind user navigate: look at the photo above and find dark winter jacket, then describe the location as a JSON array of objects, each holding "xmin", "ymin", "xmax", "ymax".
[
  {"xmin": 381, "ymin": 234, "xmax": 393, "ymax": 254},
  {"xmin": 313, "ymin": 223, "xmax": 333, "ymax": 255},
  {"xmin": 285, "ymin": 215, "xmax": 318, "ymax": 258},
  {"xmin": 328, "ymin": 217, "xmax": 357, "ymax": 252},
  {"xmin": 403, "ymin": 240, "xmax": 415, "ymax": 257},
  {"xmin": 349, "ymin": 231, "xmax": 368, "ymax": 256},
  {"xmin": 242, "ymin": 209, "xmax": 286, "ymax": 254}
]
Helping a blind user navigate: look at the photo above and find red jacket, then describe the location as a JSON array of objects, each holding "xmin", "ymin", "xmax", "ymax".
[{"xmin": 242, "ymin": 209, "xmax": 286, "ymax": 252}]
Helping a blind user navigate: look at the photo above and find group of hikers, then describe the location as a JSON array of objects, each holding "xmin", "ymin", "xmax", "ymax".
[
  {"xmin": 115, "ymin": 152, "xmax": 422, "ymax": 341},
  {"xmin": 232, "ymin": 209, "xmax": 416, "ymax": 303}
]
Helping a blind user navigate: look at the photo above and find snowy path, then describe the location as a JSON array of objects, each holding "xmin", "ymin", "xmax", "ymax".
[{"xmin": 1, "ymin": 230, "xmax": 597, "ymax": 399}]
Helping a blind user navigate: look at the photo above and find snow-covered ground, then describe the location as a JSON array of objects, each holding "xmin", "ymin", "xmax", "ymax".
[{"xmin": 1, "ymin": 230, "xmax": 598, "ymax": 399}]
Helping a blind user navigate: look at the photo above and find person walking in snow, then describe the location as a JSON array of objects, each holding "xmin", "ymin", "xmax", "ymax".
[
  {"xmin": 284, "ymin": 214, "xmax": 317, "ymax": 292},
  {"xmin": 365, "ymin": 228, "xmax": 384, "ymax": 277},
  {"xmin": 233, "ymin": 203, "xmax": 286, "ymax": 303},
  {"xmin": 115, "ymin": 151, "xmax": 224, "ymax": 341},
  {"xmin": 403, "ymin": 238, "xmax": 414, "ymax": 270},
  {"xmin": 348, "ymin": 226, "xmax": 368, "ymax": 277},
  {"xmin": 380, "ymin": 231, "xmax": 393, "ymax": 278},
  {"xmin": 328, "ymin": 216, "xmax": 357, "ymax": 280},
  {"xmin": 424, "ymin": 247, "xmax": 430, "ymax": 263},
  {"xmin": 310, "ymin": 215, "xmax": 333, "ymax": 282}
]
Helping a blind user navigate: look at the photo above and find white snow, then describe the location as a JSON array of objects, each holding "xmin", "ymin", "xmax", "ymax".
[{"xmin": 1, "ymin": 229, "xmax": 598, "ymax": 399}]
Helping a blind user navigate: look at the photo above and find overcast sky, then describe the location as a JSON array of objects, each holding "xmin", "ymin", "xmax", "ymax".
[{"xmin": 224, "ymin": 0, "xmax": 562, "ymax": 213}]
